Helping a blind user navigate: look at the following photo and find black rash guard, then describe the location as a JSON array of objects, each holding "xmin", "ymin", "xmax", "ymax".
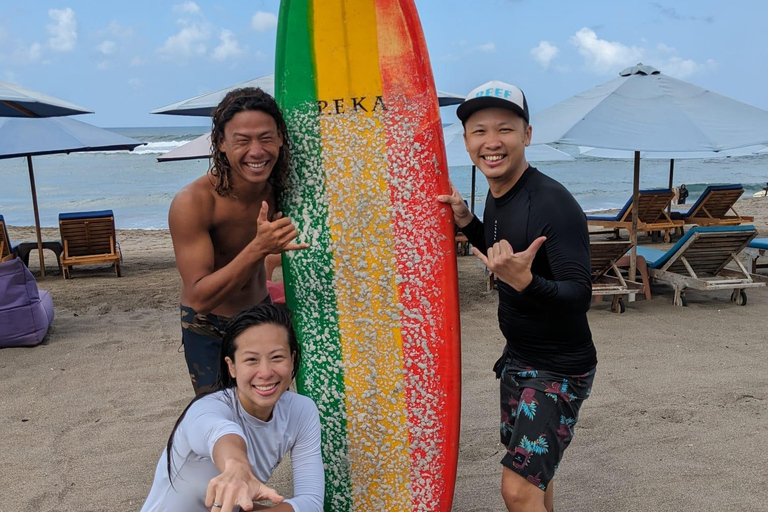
[{"xmin": 462, "ymin": 166, "xmax": 597, "ymax": 374}]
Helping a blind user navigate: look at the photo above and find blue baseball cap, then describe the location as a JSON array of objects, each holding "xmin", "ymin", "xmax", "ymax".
[{"xmin": 457, "ymin": 80, "xmax": 529, "ymax": 124}]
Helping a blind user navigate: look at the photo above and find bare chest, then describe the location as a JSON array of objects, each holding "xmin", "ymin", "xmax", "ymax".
[{"xmin": 209, "ymin": 202, "xmax": 262, "ymax": 263}]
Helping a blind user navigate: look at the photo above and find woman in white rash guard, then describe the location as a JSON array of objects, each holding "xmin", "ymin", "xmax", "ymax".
[{"xmin": 141, "ymin": 304, "xmax": 324, "ymax": 512}]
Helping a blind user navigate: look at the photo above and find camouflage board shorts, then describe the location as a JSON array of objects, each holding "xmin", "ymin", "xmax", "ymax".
[
  {"xmin": 495, "ymin": 352, "xmax": 596, "ymax": 491},
  {"xmin": 180, "ymin": 305, "xmax": 230, "ymax": 395}
]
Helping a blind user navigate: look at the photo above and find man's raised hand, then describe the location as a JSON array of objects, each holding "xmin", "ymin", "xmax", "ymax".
[
  {"xmin": 473, "ymin": 236, "xmax": 547, "ymax": 292},
  {"xmin": 254, "ymin": 201, "xmax": 310, "ymax": 254}
]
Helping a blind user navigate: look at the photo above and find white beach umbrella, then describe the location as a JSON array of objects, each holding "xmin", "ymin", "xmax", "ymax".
[
  {"xmin": 532, "ymin": 63, "xmax": 768, "ymax": 278},
  {"xmin": 578, "ymin": 145, "xmax": 768, "ymax": 160},
  {"xmin": 151, "ymin": 74, "xmax": 465, "ymax": 117},
  {"xmin": 0, "ymin": 79, "xmax": 92, "ymax": 118},
  {"xmin": 156, "ymin": 133, "xmax": 211, "ymax": 162}
]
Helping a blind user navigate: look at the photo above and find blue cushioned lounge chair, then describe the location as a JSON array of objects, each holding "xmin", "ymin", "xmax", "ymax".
[
  {"xmin": 587, "ymin": 189, "xmax": 683, "ymax": 243},
  {"xmin": 670, "ymin": 184, "xmax": 753, "ymax": 226},
  {"xmin": 636, "ymin": 225, "xmax": 766, "ymax": 306},
  {"xmin": 744, "ymin": 238, "xmax": 768, "ymax": 274},
  {"xmin": 59, "ymin": 210, "xmax": 121, "ymax": 279}
]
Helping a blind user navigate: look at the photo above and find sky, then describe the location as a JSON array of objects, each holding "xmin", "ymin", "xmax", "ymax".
[{"xmin": 1, "ymin": 0, "xmax": 766, "ymax": 128}]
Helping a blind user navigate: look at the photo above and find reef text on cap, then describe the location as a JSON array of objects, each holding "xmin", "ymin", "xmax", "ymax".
[{"xmin": 456, "ymin": 80, "xmax": 529, "ymax": 124}]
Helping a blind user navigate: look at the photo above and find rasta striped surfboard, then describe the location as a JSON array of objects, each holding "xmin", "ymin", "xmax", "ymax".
[{"xmin": 275, "ymin": 1, "xmax": 461, "ymax": 511}]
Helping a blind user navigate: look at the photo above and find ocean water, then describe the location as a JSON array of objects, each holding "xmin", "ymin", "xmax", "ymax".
[{"xmin": 1, "ymin": 125, "xmax": 767, "ymax": 230}]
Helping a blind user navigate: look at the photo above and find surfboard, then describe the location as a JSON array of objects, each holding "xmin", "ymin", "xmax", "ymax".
[
  {"xmin": 274, "ymin": 1, "xmax": 461, "ymax": 511},
  {"xmin": 752, "ymin": 190, "xmax": 768, "ymax": 198}
]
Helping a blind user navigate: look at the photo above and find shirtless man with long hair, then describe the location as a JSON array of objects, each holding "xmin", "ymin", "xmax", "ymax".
[{"xmin": 169, "ymin": 87, "xmax": 307, "ymax": 394}]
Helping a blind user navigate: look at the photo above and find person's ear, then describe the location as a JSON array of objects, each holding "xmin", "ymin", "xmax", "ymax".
[
  {"xmin": 225, "ymin": 356, "xmax": 236, "ymax": 379},
  {"xmin": 524, "ymin": 124, "xmax": 533, "ymax": 147}
]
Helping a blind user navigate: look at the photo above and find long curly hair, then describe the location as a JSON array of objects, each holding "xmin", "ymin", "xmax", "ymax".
[{"xmin": 209, "ymin": 87, "xmax": 291, "ymax": 196}]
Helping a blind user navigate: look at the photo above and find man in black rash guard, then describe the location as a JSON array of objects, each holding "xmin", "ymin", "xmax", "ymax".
[{"xmin": 439, "ymin": 81, "xmax": 597, "ymax": 512}]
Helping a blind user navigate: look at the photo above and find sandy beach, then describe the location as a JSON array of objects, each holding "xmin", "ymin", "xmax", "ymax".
[{"xmin": 2, "ymin": 198, "xmax": 768, "ymax": 511}]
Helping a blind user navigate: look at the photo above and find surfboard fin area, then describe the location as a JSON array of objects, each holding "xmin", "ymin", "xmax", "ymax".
[{"xmin": 276, "ymin": 1, "xmax": 461, "ymax": 511}]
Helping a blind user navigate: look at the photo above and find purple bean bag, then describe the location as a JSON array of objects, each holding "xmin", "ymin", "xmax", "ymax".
[{"xmin": 0, "ymin": 257, "xmax": 54, "ymax": 348}]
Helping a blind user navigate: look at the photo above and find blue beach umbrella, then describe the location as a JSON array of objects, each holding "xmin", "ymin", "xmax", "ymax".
[
  {"xmin": 0, "ymin": 116, "xmax": 142, "ymax": 276},
  {"xmin": 532, "ymin": 63, "xmax": 768, "ymax": 278}
]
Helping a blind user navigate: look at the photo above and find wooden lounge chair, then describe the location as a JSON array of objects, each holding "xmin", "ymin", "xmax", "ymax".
[
  {"xmin": 0, "ymin": 215, "xmax": 18, "ymax": 261},
  {"xmin": 636, "ymin": 225, "xmax": 766, "ymax": 307},
  {"xmin": 743, "ymin": 238, "xmax": 768, "ymax": 274},
  {"xmin": 671, "ymin": 184, "xmax": 754, "ymax": 227},
  {"xmin": 59, "ymin": 210, "xmax": 122, "ymax": 279},
  {"xmin": 587, "ymin": 189, "xmax": 683, "ymax": 243},
  {"xmin": 590, "ymin": 240, "xmax": 645, "ymax": 313}
]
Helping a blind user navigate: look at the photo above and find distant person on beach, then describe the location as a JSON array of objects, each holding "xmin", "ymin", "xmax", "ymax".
[
  {"xmin": 678, "ymin": 184, "xmax": 689, "ymax": 205},
  {"xmin": 169, "ymin": 88, "xmax": 308, "ymax": 395},
  {"xmin": 439, "ymin": 81, "xmax": 597, "ymax": 512},
  {"xmin": 141, "ymin": 304, "xmax": 324, "ymax": 512}
]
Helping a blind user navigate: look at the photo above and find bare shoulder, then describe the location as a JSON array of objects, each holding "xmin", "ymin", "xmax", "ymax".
[{"xmin": 169, "ymin": 175, "xmax": 216, "ymax": 228}]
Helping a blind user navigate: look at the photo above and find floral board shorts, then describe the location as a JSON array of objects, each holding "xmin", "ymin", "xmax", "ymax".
[{"xmin": 495, "ymin": 352, "xmax": 596, "ymax": 491}]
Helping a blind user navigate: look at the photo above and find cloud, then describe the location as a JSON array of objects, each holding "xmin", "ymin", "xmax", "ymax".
[
  {"xmin": 212, "ymin": 29, "xmax": 246, "ymax": 61},
  {"xmin": 531, "ymin": 41, "xmax": 559, "ymax": 69},
  {"xmin": 252, "ymin": 11, "xmax": 278, "ymax": 32},
  {"xmin": 653, "ymin": 43, "xmax": 716, "ymax": 78},
  {"xmin": 47, "ymin": 7, "xmax": 77, "ymax": 52},
  {"xmin": 174, "ymin": 1, "xmax": 201, "ymax": 15},
  {"xmin": 11, "ymin": 41, "xmax": 44, "ymax": 63},
  {"xmin": 97, "ymin": 40, "xmax": 116, "ymax": 56},
  {"xmin": 440, "ymin": 40, "xmax": 497, "ymax": 61},
  {"xmin": 570, "ymin": 28, "xmax": 643, "ymax": 74},
  {"xmin": 158, "ymin": 21, "xmax": 210, "ymax": 59},
  {"xmin": 651, "ymin": 3, "xmax": 714, "ymax": 23},
  {"xmin": 130, "ymin": 56, "xmax": 145, "ymax": 66},
  {"xmin": 129, "ymin": 78, "xmax": 143, "ymax": 89},
  {"xmin": 476, "ymin": 42, "xmax": 496, "ymax": 53},
  {"xmin": 98, "ymin": 21, "xmax": 135, "ymax": 39}
]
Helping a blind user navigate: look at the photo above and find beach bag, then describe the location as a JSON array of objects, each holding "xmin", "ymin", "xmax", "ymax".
[{"xmin": 0, "ymin": 257, "xmax": 55, "ymax": 348}]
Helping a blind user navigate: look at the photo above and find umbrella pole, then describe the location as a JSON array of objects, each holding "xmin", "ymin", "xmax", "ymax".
[
  {"xmin": 471, "ymin": 165, "xmax": 476, "ymax": 215},
  {"xmin": 630, "ymin": 151, "xmax": 640, "ymax": 283},
  {"xmin": 26, "ymin": 155, "xmax": 46, "ymax": 277},
  {"xmin": 667, "ymin": 159, "xmax": 675, "ymax": 215}
]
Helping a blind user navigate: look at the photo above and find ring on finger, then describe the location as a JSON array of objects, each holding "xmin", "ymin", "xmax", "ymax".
[{"xmin": 212, "ymin": 503, "xmax": 223, "ymax": 508}]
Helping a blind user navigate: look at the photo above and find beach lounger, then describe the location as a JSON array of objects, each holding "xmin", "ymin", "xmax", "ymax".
[
  {"xmin": 587, "ymin": 189, "xmax": 683, "ymax": 243},
  {"xmin": 0, "ymin": 214, "xmax": 63, "ymax": 270},
  {"xmin": 1, "ymin": 215, "xmax": 18, "ymax": 261},
  {"xmin": 59, "ymin": 210, "xmax": 122, "ymax": 279},
  {"xmin": 671, "ymin": 184, "xmax": 754, "ymax": 227},
  {"xmin": 590, "ymin": 240, "xmax": 646, "ymax": 313},
  {"xmin": 636, "ymin": 225, "xmax": 766, "ymax": 307},
  {"xmin": 743, "ymin": 238, "xmax": 768, "ymax": 274}
]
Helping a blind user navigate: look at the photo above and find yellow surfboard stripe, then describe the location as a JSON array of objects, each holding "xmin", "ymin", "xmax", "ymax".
[{"xmin": 313, "ymin": 1, "xmax": 412, "ymax": 509}]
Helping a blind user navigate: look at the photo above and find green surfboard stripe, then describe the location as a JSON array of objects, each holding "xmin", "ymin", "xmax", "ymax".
[{"xmin": 275, "ymin": 1, "xmax": 352, "ymax": 511}]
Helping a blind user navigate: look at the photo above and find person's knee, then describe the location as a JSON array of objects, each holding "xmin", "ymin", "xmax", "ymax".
[{"xmin": 501, "ymin": 467, "xmax": 545, "ymax": 511}]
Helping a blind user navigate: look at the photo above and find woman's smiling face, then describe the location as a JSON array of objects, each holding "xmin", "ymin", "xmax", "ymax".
[{"xmin": 226, "ymin": 322, "xmax": 295, "ymax": 421}]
